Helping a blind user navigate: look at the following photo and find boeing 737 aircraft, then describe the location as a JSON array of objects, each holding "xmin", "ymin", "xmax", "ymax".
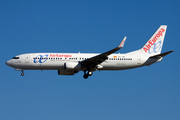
[{"xmin": 6, "ymin": 25, "xmax": 173, "ymax": 79}]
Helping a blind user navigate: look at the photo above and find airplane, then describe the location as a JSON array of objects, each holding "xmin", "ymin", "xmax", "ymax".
[{"xmin": 6, "ymin": 25, "xmax": 173, "ymax": 79}]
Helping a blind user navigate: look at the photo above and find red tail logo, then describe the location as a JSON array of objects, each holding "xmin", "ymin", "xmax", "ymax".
[{"xmin": 143, "ymin": 28, "xmax": 165, "ymax": 52}]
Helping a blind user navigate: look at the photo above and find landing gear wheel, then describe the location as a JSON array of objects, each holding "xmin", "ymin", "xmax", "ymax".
[
  {"xmin": 21, "ymin": 72, "xmax": 24, "ymax": 76},
  {"xmin": 83, "ymin": 74, "xmax": 88, "ymax": 79},
  {"xmin": 88, "ymin": 72, "xmax": 93, "ymax": 76}
]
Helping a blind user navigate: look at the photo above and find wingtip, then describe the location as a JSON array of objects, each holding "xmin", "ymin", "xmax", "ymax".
[{"xmin": 118, "ymin": 36, "xmax": 127, "ymax": 48}]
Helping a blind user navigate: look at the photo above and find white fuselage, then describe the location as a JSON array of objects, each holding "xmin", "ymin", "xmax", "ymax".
[{"xmin": 6, "ymin": 53, "xmax": 154, "ymax": 71}]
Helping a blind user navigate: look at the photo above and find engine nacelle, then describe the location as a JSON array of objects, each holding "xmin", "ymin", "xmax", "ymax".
[
  {"xmin": 64, "ymin": 62, "xmax": 81, "ymax": 70},
  {"xmin": 58, "ymin": 70, "xmax": 75, "ymax": 75}
]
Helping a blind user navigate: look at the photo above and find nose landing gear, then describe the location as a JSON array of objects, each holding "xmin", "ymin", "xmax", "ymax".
[
  {"xmin": 21, "ymin": 71, "xmax": 24, "ymax": 76},
  {"xmin": 15, "ymin": 69, "xmax": 24, "ymax": 76}
]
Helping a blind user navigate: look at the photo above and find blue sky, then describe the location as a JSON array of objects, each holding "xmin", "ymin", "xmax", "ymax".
[{"xmin": 1, "ymin": 0, "xmax": 180, "ymax": 120}]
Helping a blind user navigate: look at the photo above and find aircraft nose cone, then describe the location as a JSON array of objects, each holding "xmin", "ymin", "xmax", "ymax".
[
  {"xmin": 5, "ymin": 61, "xmax": 9, "ymax": 66},
  {"xmin": 5, "ymin": 60, "xmax": 12, "ymax": 66}
]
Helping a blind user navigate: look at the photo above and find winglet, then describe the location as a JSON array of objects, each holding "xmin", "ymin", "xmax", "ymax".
[{"xmin": 118, "ymin": 36, "xmax": 127, "ymax": 48}]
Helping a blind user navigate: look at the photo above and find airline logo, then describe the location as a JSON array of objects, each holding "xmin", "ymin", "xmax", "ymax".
[
  {"xmin": 49, "ymin": 54, "xmax": 72, "ymax": 58},
  {"xmin": 148, "ymin": 41, "xmax": 162, "ymax": 54},
  {"xmin": 34, "ymin": 54, "xmax": 72, "ymax": 63},
  {"xmin": 34, "ymin": 54, "xmax": 49, "ymax": 63},
  {"xmin": 143, "ymin": 28, "xmax": 165, "ymax": 53}
]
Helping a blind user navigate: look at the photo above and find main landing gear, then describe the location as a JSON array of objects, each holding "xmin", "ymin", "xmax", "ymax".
[{"xmin": 83, "ymin": 71, "xmax": 93, "ymax": 79}]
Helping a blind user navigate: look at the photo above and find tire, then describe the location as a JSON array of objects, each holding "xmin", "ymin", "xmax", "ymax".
[
  {"xmin": 21, "ymin": 73, "xmax": 24, "ymax": 76},
  {"xmin": 83, "ymin": 74, "xmax": 88, "ymax": 79}
]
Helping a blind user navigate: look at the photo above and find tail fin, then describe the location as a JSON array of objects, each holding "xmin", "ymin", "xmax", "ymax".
[
  {"xmin": 142, "ymin": 25, "xmax": 167, "ymax": 56},
  {"xmin": 126, "ymin": 25, "xmax": 167, "ymax": 56}
]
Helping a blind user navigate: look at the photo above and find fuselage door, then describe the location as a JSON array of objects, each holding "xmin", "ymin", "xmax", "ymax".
[
  {"xmin": 25, "ymin": 55, "xmax": 30, "ymax": 63},
  {"xmin": 137, "ymin": 56, "xmax": 141, "ymax": 64}
]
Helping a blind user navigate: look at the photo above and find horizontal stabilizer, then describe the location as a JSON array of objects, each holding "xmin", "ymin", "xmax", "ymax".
[{"xmin": 150, "ymin": 50, "xmax": 174, "ymax": 59}]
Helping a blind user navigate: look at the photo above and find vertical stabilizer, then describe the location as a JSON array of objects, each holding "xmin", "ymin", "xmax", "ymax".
[
  {"xmin": 142, "ymin": 25, "xmax": 167, "ymax": 56},
  {"xmin": 126, "ymin": 25, "xmax": 167, "ymax": 56}
]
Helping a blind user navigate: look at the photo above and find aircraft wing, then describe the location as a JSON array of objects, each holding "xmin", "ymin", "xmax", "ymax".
[{"xmin": 80, "ymin": 37, "xmax": 127, "ymax": 68}]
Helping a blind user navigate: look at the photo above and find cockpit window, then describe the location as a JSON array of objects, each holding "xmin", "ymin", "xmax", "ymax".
[{"xmin": 12, "ymin": 57, "xmax": 19, "ymax": 59}]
